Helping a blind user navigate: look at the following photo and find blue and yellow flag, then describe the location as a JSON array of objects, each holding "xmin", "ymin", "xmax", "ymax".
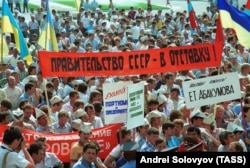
[
  {"xmin": 1, "ymin": 0, "xmax": 32, "ymax": 64},
  {"xmin": 218, "ymin": 0, "xmax": 250, "ymax": 48},
  {"xmin": 37, "ymin": 4, "xmax": 58, "ymax": 52}
]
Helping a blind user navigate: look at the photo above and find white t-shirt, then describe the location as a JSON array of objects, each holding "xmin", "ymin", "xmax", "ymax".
[{"xmin": 4, "ymin": 86, "xmax": 22, "ymax": 110}]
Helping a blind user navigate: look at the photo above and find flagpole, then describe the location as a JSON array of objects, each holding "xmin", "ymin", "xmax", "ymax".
[
  {"xmin": 1, "ymin": 34, "xmax": 3, "ymax": 65},
  {"xmin": 42, "ymin": 1, "xmax": 50, "ymax": 124}
]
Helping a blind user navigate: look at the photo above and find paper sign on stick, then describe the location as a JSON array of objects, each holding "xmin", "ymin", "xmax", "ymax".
[
  {"xmin": 103, "ymin": 81, "xmax": 132, "ymax": 125},
  {"xmin": 183, "ymin": 72, "xmax": 241, "ymax": 108},
  {"xmin": 126, "ymin": 82, "xmax": 144, "ymax": 130}
]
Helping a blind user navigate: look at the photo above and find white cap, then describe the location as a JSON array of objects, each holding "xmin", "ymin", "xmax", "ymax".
[
  {"xmin": 227, "ymin": 122, "xmax": 244, "ymax": 132},
  {"xmin": 13, "ymin": 108, "xmax": 24, "ymax": 120},
  {"xmin": 72, "ymin": 119, "xmax": 82, "ymax": 131},
  {"xmin": 72, "ymin": 79, "xmax": 84, "ymax": 86},
  {"xmin": 61, "ymin": 29, "xmax": 66, "ymax": 33},
  {"xmin": 27, "ymin": 75, "xmax": 38, "ymax": 82},
  {"xmin": 50, "ymin": 95, "xmax": 63, "ymax": 105},
  {"xmin": 203, "ymin": 113, "xmax": 215, "ymax": 126},
  {"xmin": 190, "ymin": 110, "xmax": 206, "ymax": 119},
  {"xmin": 69, "ymin": 43, "xmax": 77, "ymax": 49},
  {"xmin": 84, "ymin": 76, "xmax": 95, "ymax": 82},
  {"xmin": 80, "ymin": 122, "xmax": 92, "ymax": 133},
  {"xmin": 74, "ymin": 109, "xmax": 88, "ymax": 119},
  {"xmin": 140, "ymin": 35, "xmax": 148, "ymax": 42},
  {"xmin": 146, "ymin": 110, "xmax": 162, "ymax": 123},
  {"xmin": 35, "ymin": 108, "xmax": 46, "ymax": 119}
]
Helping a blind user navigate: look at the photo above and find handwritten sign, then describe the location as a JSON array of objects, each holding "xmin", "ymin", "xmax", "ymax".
[{"xmin": 126, "ymin": 82, "xmax": 144, "ymax": 130}]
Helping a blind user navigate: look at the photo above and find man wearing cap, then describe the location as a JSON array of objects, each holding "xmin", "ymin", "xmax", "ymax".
[
  {"xmin": 120, "ymin": 140, "xmax": 139, "ymax": 168},
  {"xmin": 70, "ymin": 122, "xmax": 92, "ymax": 168},
  {"xmin": 50, "ymin": 95, "xmax": 63, "ymax": 122},
  {"xmin": 135, "ymin": 118, "xmax": 150, "ymax": 151},
  {"xmin": 218, "ymin": 130, "xmax": 235, "ymax": 152},
  {"xmin": 227, "ymin": 123, "xmax": 247, "ymax": 152},
  {"xmin": 10, "ymin": 108, "xmax": 35, "ymax": 131},
  {"xmin": 202, "ymin": 113, "xmax": 222, "ymax": 151},
  {"xmin": 146, "ymin": 110, "xmax": 162, "ymax": 132},
  {"xmin": 190, "ymin": 110, "xmax": 206, "ymax": 128},
  {"xmin": 157, "ymin": 93, "xmax": 173, "ymax": 117},
  {"xmin": 36, "ymin": 108, "xmax": 53, "ymax": 133},
  {"xmin": 74, "ymin": 108, "xmax": 89, "ymax": 122}
]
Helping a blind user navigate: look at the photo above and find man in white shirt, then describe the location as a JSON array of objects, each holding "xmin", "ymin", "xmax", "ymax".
[{"xmin": 0, "ymin": 126, "xmax": 35, "ymax": 168}]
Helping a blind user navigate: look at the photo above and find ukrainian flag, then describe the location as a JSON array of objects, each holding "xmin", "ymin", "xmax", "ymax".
[
  {"xmin": 37, "ymin": 5, "xmax": 58, "ymax": 52},
  {"xmin": 75, "ymin": 0, "xmax": 81, "ymax": 12},
  {"xmin": 1, "ymin": 0, "xmax": 32, "ymax": 65},
  {"xmin": 218, "ymin": 0, "xmax": 250, "ymax": 48},
  {"xmin": 0, "ymin": 34, "xmax": 9, "ymax": 60}
]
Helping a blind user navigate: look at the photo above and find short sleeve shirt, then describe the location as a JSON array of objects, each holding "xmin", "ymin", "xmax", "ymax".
[{"xmin": 0, "ymin": 144, "xmax": 29, "ymax": 168}]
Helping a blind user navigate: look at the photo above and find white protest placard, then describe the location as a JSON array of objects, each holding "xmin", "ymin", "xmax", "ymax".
[
  {"xmin": 103, "ymin": 81, "xmax": 133, "ymax": 125},
  {"xmin": 126, "ymin": 82, "xmax": 145, "ymax": 130},
  {"xmin": 183, "ymin": 72, "xmax": 241, "ymax": 108}
]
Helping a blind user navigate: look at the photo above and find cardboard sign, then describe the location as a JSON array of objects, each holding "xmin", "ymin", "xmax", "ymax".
[
  {"xmin": 103, "ymin": 81, "xmax": 132, "ymax": 125},
  {"xmin": 183, "ymin": 72, "xmax": 241, "ymax": 108},
  {"xmin": 0, "ymin": 124, "xmax": 122, "ymax": 163},
  {"xmin": 126, "ymin": 82, "xmax": 145, "ymax": 130},
  {"xmin": 38, "ymin": 43, "xmax": 222, "ymax": 77}
]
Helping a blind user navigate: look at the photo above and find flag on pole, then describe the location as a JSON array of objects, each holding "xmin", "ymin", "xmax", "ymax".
[
  {"xmin": 215, "ymin": 14, "xmax": 224, "ymax": 57},
  {"xmin": 218, "ymin": 0, "xmax": 250, "ymax": 48},
  {"xmin": 1, "ymin": 0, "xmax": 32, "ymax": 65},
  {"xmin": 187, "ymin": 0, "xmax": 198, "ymax": 30},
  {"xmin": 37, "ymin": 3, "xmax": 58, "ymax": 52}
]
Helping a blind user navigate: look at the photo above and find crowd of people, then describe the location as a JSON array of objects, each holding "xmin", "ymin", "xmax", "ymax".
[{"xmin": 0, "ymin": 0, "xmax": 250, "ymax": 168}]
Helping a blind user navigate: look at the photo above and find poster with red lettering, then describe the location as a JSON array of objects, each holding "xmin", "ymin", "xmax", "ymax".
[{"xmin": 0, "ymin": 124, "xmax": 122, "ymax": 163}]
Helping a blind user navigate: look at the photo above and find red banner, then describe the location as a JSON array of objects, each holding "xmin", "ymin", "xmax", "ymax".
[
  {"xmin": 38, "ymin": 42, "xmax": 222, "ymax": 77},
  {"xmin": 0, "ymin": 124, "xmax": 122, "ymax": 163}
]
